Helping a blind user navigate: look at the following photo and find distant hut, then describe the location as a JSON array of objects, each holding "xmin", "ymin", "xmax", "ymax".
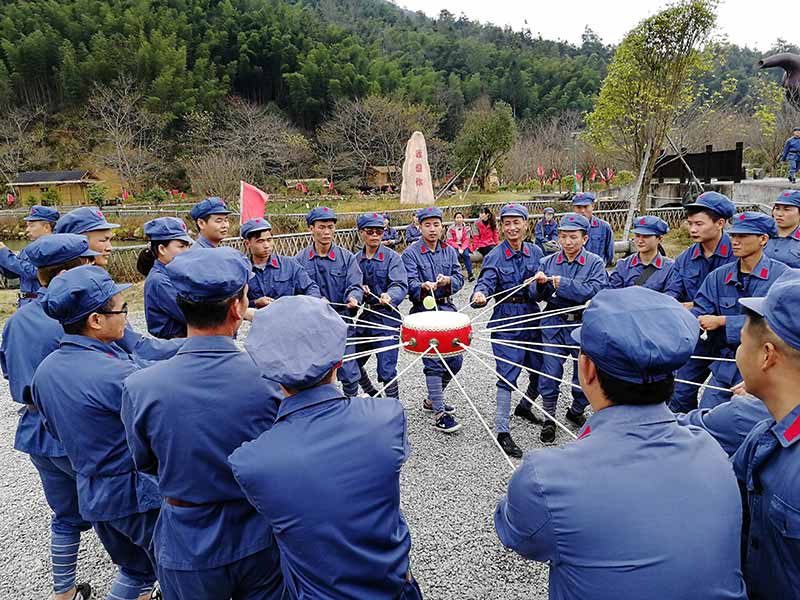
[
  {"xmin": 367, "ymin": 166, "xmax": 399, "ymax": 191},
  {"xmin": 9, "ymin": 170, "xmax": 101, "ymax": 205}
]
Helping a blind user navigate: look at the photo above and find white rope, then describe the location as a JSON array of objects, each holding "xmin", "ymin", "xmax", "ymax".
[
  {"xmin": 485, "ymin": 337, "xmax": 578, "ymax": 361},
  {"xmin": 475, "ymin": 338, "xmax": 581, "ymax": 351},
  {"xmin": 675, "ymin": 378, "xmax": 734, "ymax": 393},
  {"xmin": 351, "ymin": 304, "xmax": 405, "ymax": 325},
  {"xmin": 476, "ymin": 304, "xmax": 589, "ymax": 332},
  {"xmin": 364, "ymin": 289, "xmax": 404, "ymax": 317},
  {"xmin": 346, "ymin": 336, "xmax": 399, "ymax": 346},
  {"xmin": 484, "ymin": 323, "xmax": 581, "ymax": 334},
  {"xmin": 689, "ymin": 355, "xmax": 737, "ymax": 363},
  {"xmin": 340, "ymin": 318, "xmax": 400, "ymax": 333},
  {"xmin": 471, "ymin": 302, "xmax": 588, "ymax": 327},
  {"xmin": 432, "ymin": 346, "xmax": 517, "ymax": 472},
  {"xmin": 465, "ymin": 278, "xmax": 533, "ymax": 319},
  {"xmin": 342, "ymin": 342, "xmax": 410, "ymax": 363},
  {"xmin": 462, "ymin": 343, "xmax": 582, "ymax": 392},
  {"xmin": 459, "ymin": 343, "xmax": 579, "ymax": 440},
  {"xmin": 371, "ymin": 346, "xmax": 433, "ymax": 397}
]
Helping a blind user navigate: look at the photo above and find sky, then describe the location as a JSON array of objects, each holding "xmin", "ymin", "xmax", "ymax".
[{"xmin": 392, "ymin": 0, "xmax": 791, "ymax": 51}]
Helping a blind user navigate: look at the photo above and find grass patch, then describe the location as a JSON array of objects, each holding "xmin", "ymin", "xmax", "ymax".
[{"xmin": 0, "ymin": 289, "xmax": 17, "ymax": 322}]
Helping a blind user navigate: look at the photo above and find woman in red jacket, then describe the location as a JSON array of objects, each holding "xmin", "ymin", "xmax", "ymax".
[
  {"xmin": 446, "ymin": 211, "xmax": 474, "ymax": 281},
  {"xmin": 471, "ymin": 207, "xmax": 499, "ymax": 257}
]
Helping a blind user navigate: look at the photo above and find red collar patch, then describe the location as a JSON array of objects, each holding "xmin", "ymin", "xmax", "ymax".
[
  {"xmin": 377, "ymin": 251, "xmax": 384, "ymax": 261},
  {"xmin": 329, "ymin": 250, "xmax": 336, "ymax": 260},
  {"xmin": 578, "ymin": 254, "xmax": 586, "ymax": 266},
  {"xmin": 308, "ymin": 249, "xmax": 314, "ymax": 259},
  {"xmin": 724, "ymin": 271, "xmax": 734, "ymax": 284},
  {"xmin": 785, "ymin": 414, "xmax": 800, "ymax": 443},
  {"xmin": 631, "ymin": 255, "xmax": 639, "ymax": 267},
  {"xmin": 556, "ymin": 253, "xmax": 564, "ymax": 265},
  {"xmin": 655, "ymin": 256, "xmax": 662, "ymax": 268},
  {"xmin": 578, "ymin": 425, "xmax": 591, "ymax": 439},
  {"xmin": 271, "ymin": 257, "xmax": 279, "ymax": 268},
  {"xmin": 420, "ymin": 244, "xmax": 427, "ymax": 254},
  {"xmin": 692, "ymin": 245, "xmax": 701, "ymax": 259},
  {"xmin": 793, "ymin": 228, "xmax": 800, "ymax": 240},
  {"xmin": 719, "ymin": 244, "xmax": 729, "ymax": 257},
  {"xmin": 505, "ymin": 248, "xmax": 512, "ymax": 258},
  {"xmin": 523, "ymin": 246, "xmax": 529, "ymax": 256},
  {"xmin": 591, "ymin": 218, "xmax": 598, "ymax": 227},
  {"xmin": 759, "ymin": 267, "xmax": 769, "ymax": 279}
]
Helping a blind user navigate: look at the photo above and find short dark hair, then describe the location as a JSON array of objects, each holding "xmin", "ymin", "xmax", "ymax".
[
  {"xmin": 743, "ymin": 309, "xmax": 800, "ymax": 362},
  {"xmin": 453, "ymin": 211, "xmax": 464, "ymax": 218},
  {"xmin": 176, "ymin": 287, "xmax": 246, "ymax": 329},
  {"xmin": 61, "ymin": 298, "xmax": 115, "ymax": 335},
  {"xmin": 686, "ymin": 207, "xmax": 724, "ymax": 223},
  {"xmin": 596, "ymin": 368, "xmax": 674, "ymax": 406},
  {"xmin": 246, "ymin": 230, "xmax": 270, "ymax": 242},
  {"xmin": 37, "ymin": 257, "xmax": 89, "ymax": 287}
]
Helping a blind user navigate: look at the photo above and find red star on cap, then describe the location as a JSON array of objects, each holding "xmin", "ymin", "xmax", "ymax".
[
  {"xmin": 639, "ymin": 218, "xmax": 646, "ymax": 225},
  {"xmin": 739, "ymin": 214, "xmax": 746, "ymax": 220},
  {"xmin": 784, "ymin": 192, "xmax": 791, "ymax": 197},
  {"xmin": 181, "ymin": 223, "xmax": 186, "ymax": 231},
  {"xmin": 373, "ymin": 213, "xmax": 378, "ymax": 217},
  {"xmin": 96, "ymin": 210, "xmax": 104, "ymax": 217},
  {"xmin": 569, "ymin": 216, "xmax": 575, "ymax": 221}
]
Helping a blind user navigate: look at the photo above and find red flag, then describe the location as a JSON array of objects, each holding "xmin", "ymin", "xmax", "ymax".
[
  {"xmin": 605, "ymin": 167, "xmax": 615, "ymax": 182},
  {"xmin": 575, "ymin": 173, "xmax": 583, "ymax": 182},
  {"xmin": 590, "ymin": 167, "xmax": 598, "ymax": 182},
  {"xmin": 239, "ymin": 181, "xmax": 270, "ymax": 225},
  {"xmin": 6, "ymin": 193, "xmax": 13, "ymax": 206},
  {"xmin": 328, "ymin": 180, "xmax": 335, "ymax": 191},
  {"xmin": 536, "ymin": 164, "xmax": 545, "ymax": 178},
  {"xmin": 551, "ymin": 168, "xmax": 559, "ymax": 180},
  {"xmin": 122, "ymin": 189, "xmax": 129, "ymax": 201},
  {"xmin": 180, "ymin": 192, "xmax": 186, "ymax": 199},
  {"xmin": 295, "ymin": 182, "xmax": 308, "ymax": 194}
]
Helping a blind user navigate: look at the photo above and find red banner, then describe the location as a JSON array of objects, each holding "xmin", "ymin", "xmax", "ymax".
[{"xmin": 239, "ymin": 181, "xmax": 270, "ymax": 224}]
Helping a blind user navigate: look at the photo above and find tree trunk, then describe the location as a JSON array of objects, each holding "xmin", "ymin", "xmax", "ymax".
[{"xmin": 637, "ymin": 142, "xmax": 659, "ymax": 212}]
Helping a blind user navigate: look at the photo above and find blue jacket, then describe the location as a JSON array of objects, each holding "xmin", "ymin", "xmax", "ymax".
[
  {"xmin": 31, "ymin": 335, "xmax": 160, "ymax": 522},
  {"xmin": 381, "ymin": 227, "xmax": 399, "ymax": 247},
  {"xmin": 585, "ymin": 216, "xmax": 615, "ymax": 265},
  {"xmin": 295, "ymin": 244, "xmax": 363, "ymax": 311},
  {"xmin": 122, "ymin": 336, "xmax": 282, "ymax": 570},
  {"xmin": 0, "ymin": 245, "xmax": 41, "ymax": 304},
  {"xmin": 676, "ymin": 395, "xmax": 771, "ymax": 456},
  {"xmin": 495, "ymin": 403, "xmax": 747, "ymax": 600},
  {"xmin": 693, "ymin": 255, "xmax": 789, "ymax": 386},
  {"xmin": 781, "ymin": 136, "xmax": 800, "ymax": 160},
  {"xmin": 533, "ymin": 248, "xmax": 608, "ymax": 308},
  {"xmin": 473, "ymin": 240, "xmax": 543, "ymax": 336},
  {"xmin": 668, "ymin": 234, "xmax": 736, "ymax": 303},
  {"xmin": 194, "ymin": 235, "xmax": 216, "ymax": 249},
  {"xmin": 248, "ymin": 254, "xmax": 321, "ymax": 307},
  {"xmin": 144, "ymin": 260, "xmax": 186, "ymax": 340},
  {"xmin": 534, "ymin": 219, "xmax": 558, "ymax": 246},
  {"xmin": 733, "ymin": 403, "xmax": 800, "ymax": 600},
  {"xmin": 355, "ymin": 245, "xmax": 407, "ymax": 325},
  {"xmin": 609, "ymin": 252, "xmax": 679, "ymax": 296},
  {"xmin": 764, "ymin": 226, "xmax": 800, "ymax": 268},
  {"xmin": 0, "ymin": 299, "xmax": 65, "ymax": 457},
  {"xmin": 401, "ymin": 240, "xmax": 463, "ymax": 311},
  {"xmin": 229, "ymin": 384, "xmax": 413, "ymax": 600},
  {"xmin": 404, "ymin": 224, "xmax": 421, "ymax": 245}
]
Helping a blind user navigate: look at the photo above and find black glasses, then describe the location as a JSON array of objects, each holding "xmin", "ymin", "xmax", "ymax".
[
  {"xmin": 362, "ymin": 228, "xmax": 383, "ymax": 235},
  {"xmin": 98, "ymin": 304, "xmax": 129, "ymax": 316}
]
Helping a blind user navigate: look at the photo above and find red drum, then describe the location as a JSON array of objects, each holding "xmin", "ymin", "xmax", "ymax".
[{"xmin": 401, "ymin": 312, "xmax": 473, "ymax": 357}]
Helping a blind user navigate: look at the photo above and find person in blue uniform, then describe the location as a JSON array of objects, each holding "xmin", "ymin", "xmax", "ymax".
[
  {"xmin": 55, "ymin": 207, "xmax": 119, "ymax": 269},
  {"xmin": 31, "ymin": 266, "xmax": 160, "ymax": 600},
  {"xmin": 189, "ymin": 197, "xmax": 231, "ymax": 248},
  {"xmin": 0, "ymin": 204, "xmax": 59, "ymax": 306},
  {"xmin": 764, "ymin": 189, "xmax": 800, "ymax": 268},
  {"xmin": 230, "ymin": 296, "xmax": 421, "ymax": 600},
  {"xmin": 381, "ymin": 214, "xmax": 399, "ymax": 249},
  {"xmin": 732, "ymin": 270, "xmax": 800, "ymax": 599},
  {"xmin": 610, "ymin": 215, "xmax": 678, "ymax": 295},
  {"xmin": 405, "ymin": 215, "xmax": 422, "ymax": 245},
  {"xmin": 471, "ymin": 204, "xmax": 545, "ymax": 458},
  {"xmin": 692, "ymin": 212, "xmax": 789, "ymax": 409},
  {"xmin": 780, "ymin": 126, "xmax": 800, "ymax": 182},
  {"xmin": 241, "ymin": 217, "xmax": 320, "ymax": 307},
  {"xmin": 0, "ymin": 234, "xmax": 98, "ymax": 600},
  {"xmin": 533, "ymin": 206, "xmax": 558, "ymax": 254},
  {"xmin": 295, "ymin": 206, "xmax": 363, "ymax": 396},
  {"xmin": 668, "ymin": 191, "xmax": 737, "ymax": 412},
  {"xmin": 675, "ymin": 394, "xmax": 770, "ymax": 456},
  {"xmin": 354, "ymin": 212, "xmax": 408, "ymax": 399},
  {"xmin": 137, "ymin": 217, "xmax": 193, "ymax": 339},
  {"xmin": 570, "ymin": 192, "xmax": 615, "ymax": 265},
  {"xmin": 495, "ymin": 286, "xmax": 747, "ymax": 600},
  {"xmin": 122, "ymin": 248, "xmax": 284, "ymax": 600},
  {"xmin": 402, "ymin": 206, "xmax": 465, "ymax": 433},
  {"xmin": 531, "ymin": 213, "xmax": 608, "ymax": 443}
]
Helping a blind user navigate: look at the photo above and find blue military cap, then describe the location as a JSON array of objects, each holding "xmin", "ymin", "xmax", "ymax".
[
  {"xmin": 55, "ymin": 207, "xmax": 120, "ymax": 234},
  {"xmin": 416, "ymin": 206, "xmax": 443, "ymax": 222},
  {"xmin": 728, "ymin": 211, "xmax": 777, "ymax": 236},
  {"xmin": 775, "ymin": 190, "xmax": 800, "ymax": 208},
  {"xmin": 167, "ymin": 247, "xmax": 252, "ymax": 303},
  {"xmin": 499, "ymin": 203, "xmax": 529, "ymax": 220},
  {"xmin": 685, "ymin": 191, "xmax": 736, "ymax": 219},
  {"xmin": 544, "ymin": 207, "xmax": 555, "ymax": 215},
  {"xmin": 43, "ymin": 265, "xmax": 131, "ymax": 325},
  {"xmin": 244, "ymin": 295, "xmax": 348, "ymax": 389},
  {"xmin": 26, "ymin": 233, "xmax": 99, "ymax": 268},
  {"xmin": 794, "ymin": 127, "xmax": 800, "ymax": 132},
  {"xmin": 240, "ymin": 218, "xmax": 272, "ymax": 239},
  {"xmin": 571, "ymin": 287, "xmax": 698, "ymax": 384},
  {"xmin": 24, "ymin": 205, "xmax": 60, "ymax": 222},
  {"xmin": 571, "ymin": 192, "xmax": 596, "ymax": 206},
  {"xmin": 189, "ymin": 197, "xmax": 231, "ymax": 221},
  {"xmin": 357, "ymin": 212, "xmax": 384, "ymax": 229},
  {"xmin": 632, "ymin": 215, "xmax": 669, "ymax": 236},
  {"xmin": 740, "ymin": 269, "xmax": 800, "ymax": 351},
  {"xmin": 144, "ymin": 217, "xmax": 193, "ymax": 244},
  {"xmin": 558, "ymin": 213, "xmax": 590, "ymax": 231},
  {"xmin": 306, "ymin": 206, "xmax": 337, "ymax": 226}
]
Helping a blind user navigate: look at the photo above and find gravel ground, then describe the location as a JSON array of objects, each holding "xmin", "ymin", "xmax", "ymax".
[{"xmin": 0, "ymin": 280, "xmax": 585, "ymax": 599}]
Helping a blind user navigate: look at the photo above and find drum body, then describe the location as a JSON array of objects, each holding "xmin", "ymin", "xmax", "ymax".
[{"xmin": 401, "ymin": 311, "xmax": 472, "ymax": 357}]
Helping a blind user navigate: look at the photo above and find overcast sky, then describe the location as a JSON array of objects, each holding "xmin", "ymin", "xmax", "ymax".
[{"xmin": 393, "ymin": 0, "xmax": 790, "ymax": 51}]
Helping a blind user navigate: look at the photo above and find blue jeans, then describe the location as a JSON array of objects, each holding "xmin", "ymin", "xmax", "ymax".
[{"xmin": 457, "ymin": 248, "xmax": 473, "ymax": 277}]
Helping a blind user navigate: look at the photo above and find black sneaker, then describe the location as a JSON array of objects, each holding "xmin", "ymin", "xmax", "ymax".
[
  {"xmin": 514, "ymin": 403, "xmax": 543, "ymax": 425},
  {"xmin": 540, "ymin": 420, "xmax": 556, "ymax": 443},
  {"xmin": 71, "ymin": 583, "xmax": 92, "ymax": 599},
  {"xmin": 565, "ymin": 408, "xmax": 586, "ymax": 428},
  {"xmin": 468, "ymin": 275, "xmax": 475, "ymax": 282},
  {"xmin": 498, "ymin": 432, "xmax": 523, "ymax": 458},
  {"xmin": 149, "ymin": 584, "xmax": 162, "ymax": 600},
  {"xmin": 433, "ymin": 413, "xmax": 462, "ymax": 433}
]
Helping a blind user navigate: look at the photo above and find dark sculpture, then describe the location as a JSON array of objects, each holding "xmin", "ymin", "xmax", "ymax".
[{"xmin": 759, "ymin": 53, "xmax": 800, "ymax": 109}]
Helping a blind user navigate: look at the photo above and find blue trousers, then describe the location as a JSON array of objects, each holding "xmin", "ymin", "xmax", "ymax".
[
  {"xmin": 93, "ymin": 509, "xmax": 159, "ymax": 587},
  {"xmin": 355, "ymin": 313, "xmax": 400, "ymax": 384},
  {"xmin": 669, "ymin": 356, "xmax": 710, "ymax": 412},
  {"xmin": 158, "ymin": 544, "xmax": 284, "ymax": 600},
  {"xmin": 537, "ymin": 316, "xmax": 587, "ymax": 417},
  {"xmin": 457, "ymin": 248, "xmax": 473, "ymax": 277},
  {"xmin": 700, "ymin": 359, "xmax": 738, "ymax": 409},
  {"xmin": 492, "ymin": 336, "xmax": 541, "ymax": 434},
  {"xmin": 790, "ymin": 156, "xmax": 799, "ymax": 177}
]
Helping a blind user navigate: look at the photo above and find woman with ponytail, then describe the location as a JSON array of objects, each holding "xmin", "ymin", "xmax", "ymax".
[{"xmin": 141, "ymin": 217, "xmax": 193, "ymax": 339}]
